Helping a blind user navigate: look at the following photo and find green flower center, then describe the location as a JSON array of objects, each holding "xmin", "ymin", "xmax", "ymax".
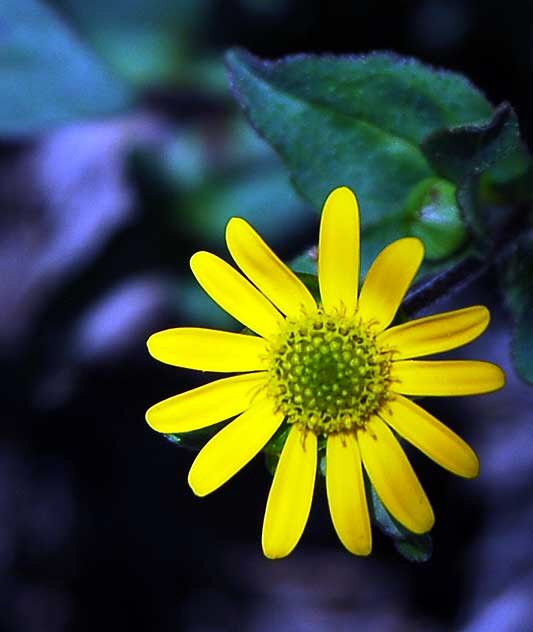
[{"xmin": 266, "ymin": 309, "xmax": 393, "ymax": 435}]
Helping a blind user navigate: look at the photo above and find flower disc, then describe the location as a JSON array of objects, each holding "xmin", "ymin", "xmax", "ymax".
[{"xmin": 266, "ymin": 309, "xmax": 393, "ymax": 434}]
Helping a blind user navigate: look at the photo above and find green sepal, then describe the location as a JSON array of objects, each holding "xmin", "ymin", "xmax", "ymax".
[
  {"xmin": 500, "ymin": 229, "xmax": 533, "ymax": 384},
  {"xmin": 164, "ymin": 420, "xmax": 228, "ymax": 451},
  {"xmin": 422, "ymin": 103, "xmax": 528, "ymax": 244},
  {"xmin": 264, "ymin": 452, "xmax": 278, "ymax": 477},
  {"xmin": 263, "ymin": 422, "xmax": 291, "ymax": 475},
  {"xmin": 294, "ymin": 272, "xmax": 320, "ymax": 302},
  {"xmin": 263, "ymin": 424, "xmax": 328, "ymax": 476},
  {"xmin": 366, "ymin": 478, "xmax": 433, "ymax": 562},
  {"xmin": 319, "ymin": 453, "xmax": 326, "ymax": 478}
]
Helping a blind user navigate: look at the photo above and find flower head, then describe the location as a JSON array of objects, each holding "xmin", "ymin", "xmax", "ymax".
[{"xmin": 146, "ymin": 187, "xmax": 505, "ymax": 559}]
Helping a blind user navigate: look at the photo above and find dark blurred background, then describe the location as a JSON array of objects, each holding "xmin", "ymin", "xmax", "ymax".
[{"xmin": 1, "ymin": 1, "xmax": 533, "ymax": 630}]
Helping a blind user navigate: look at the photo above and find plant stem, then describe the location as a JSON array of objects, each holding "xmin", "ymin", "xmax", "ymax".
[{"xmin": 402, "ymin": 254, "xmax": 487, "ymax": 316}]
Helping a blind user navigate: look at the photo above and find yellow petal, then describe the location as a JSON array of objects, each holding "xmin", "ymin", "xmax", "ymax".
[
  {"xmin": 145, "ymin": 372, "xmax": 267, "ymax": 433},
  {"xmin": 357, "ymin": 416, "xmax": 434, "ymax": 534},
  {"xmin": 326, "ymin": 432, "xmax": 371, "ymax": 555},
  {"xmin": 188, "ymin": 393, "xmax": 284, "ymax": 496},
  {"xmin": 380, "ymin": 396, "xmax": 479, "ymax": 478},
  {"xmin": 190, "ymin": 251, "xmax": 284, "ymax": 339},
  {"xmin": 318, "ymin": 187, "xmax": 360, "ymax": 316},
  {"xmin": 262, "ymin": 425, "xmax": 317, "ymax": 559},
  {"xmin": 378, "ymin": 305, "xmax": 490, "ymax": 360},
  {"xmin": 147, "ymin": 327, "xmax": 268, "ymax": 372},
  {"xmin": 358, "ymin": 237, "xmax": 424, "ymax": 332},
  {"xmin": 226, "ymin": 217, "xmax": 317, "ymax": 318},
  {"xmin": 390, "ymin": 360, "xmax": 506, "ymax": 396}
]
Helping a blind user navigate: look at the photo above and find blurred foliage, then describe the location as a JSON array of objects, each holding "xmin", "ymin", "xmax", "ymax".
[
  {"xmin": 131, "ymin": 119, "xmax": 311, "ymax": 246},
  {"xmin": 0, "ymin": 0, "xmax": 132, "ymax": 135},
  {"xmin": 52, "ymin": 0, "xmax": 215, "ymax": 88},
  {"xmin": 129, "ymin": 117, "xmax": 314, "ymax": 330}
]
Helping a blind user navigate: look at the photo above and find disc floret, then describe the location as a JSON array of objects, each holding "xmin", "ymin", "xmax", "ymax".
[{"xmin": 266, "ymin": 309, "xmax": 393, "ymax": 434}]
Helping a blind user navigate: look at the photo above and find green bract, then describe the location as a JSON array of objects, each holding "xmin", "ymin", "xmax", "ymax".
[{"xmin": 405, "ymin": 177, "xmax": 467, "ymax": 260}]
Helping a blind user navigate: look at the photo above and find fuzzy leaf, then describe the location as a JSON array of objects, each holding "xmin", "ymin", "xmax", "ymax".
[
  {"xmin": 422, "ymin": 103, "xmax": 529, "ymax": 242},
  {"xmin": 422, "ymin": 103, "xmax": 522, "ymax": 183},
  {"xmin": 226, "ymin": 48, "xmax": 492, "ymax": 227}
]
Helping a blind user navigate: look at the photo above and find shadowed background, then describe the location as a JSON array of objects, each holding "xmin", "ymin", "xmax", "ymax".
[{"xmin": 1, "ymin": 1, "xmax": 532, "ymax": 630}]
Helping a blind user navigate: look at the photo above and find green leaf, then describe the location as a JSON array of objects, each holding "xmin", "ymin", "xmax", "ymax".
[
  {"xmin": 501, "ymin": 230, "xmax": 533, "ymax": 384},
  {"xmin": 367, "ymin": 479, "xmax": 433, "ymax": 562},
  {"xmin": 484, "ymin": 155, "xmax": 533, "ymax": 204},
  {"xmin": 422, "ymin": 103, "xmax": 522, "ymax": 183},
  {"xmin": 0, "ymin": 0, "xmax": 132, "ymax": 135},
  {"xmin": 226, "ymin": 48, "xmax": 492, "ymax": 226},
  {"xmin": 422, "ymin": 103, "xmax": 528, "ymax": 242}
]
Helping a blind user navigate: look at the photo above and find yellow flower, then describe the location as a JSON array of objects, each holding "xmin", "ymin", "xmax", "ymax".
[{"xmin": 146, "ymin": 186, "xmax": 505, "ymax": 559}]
